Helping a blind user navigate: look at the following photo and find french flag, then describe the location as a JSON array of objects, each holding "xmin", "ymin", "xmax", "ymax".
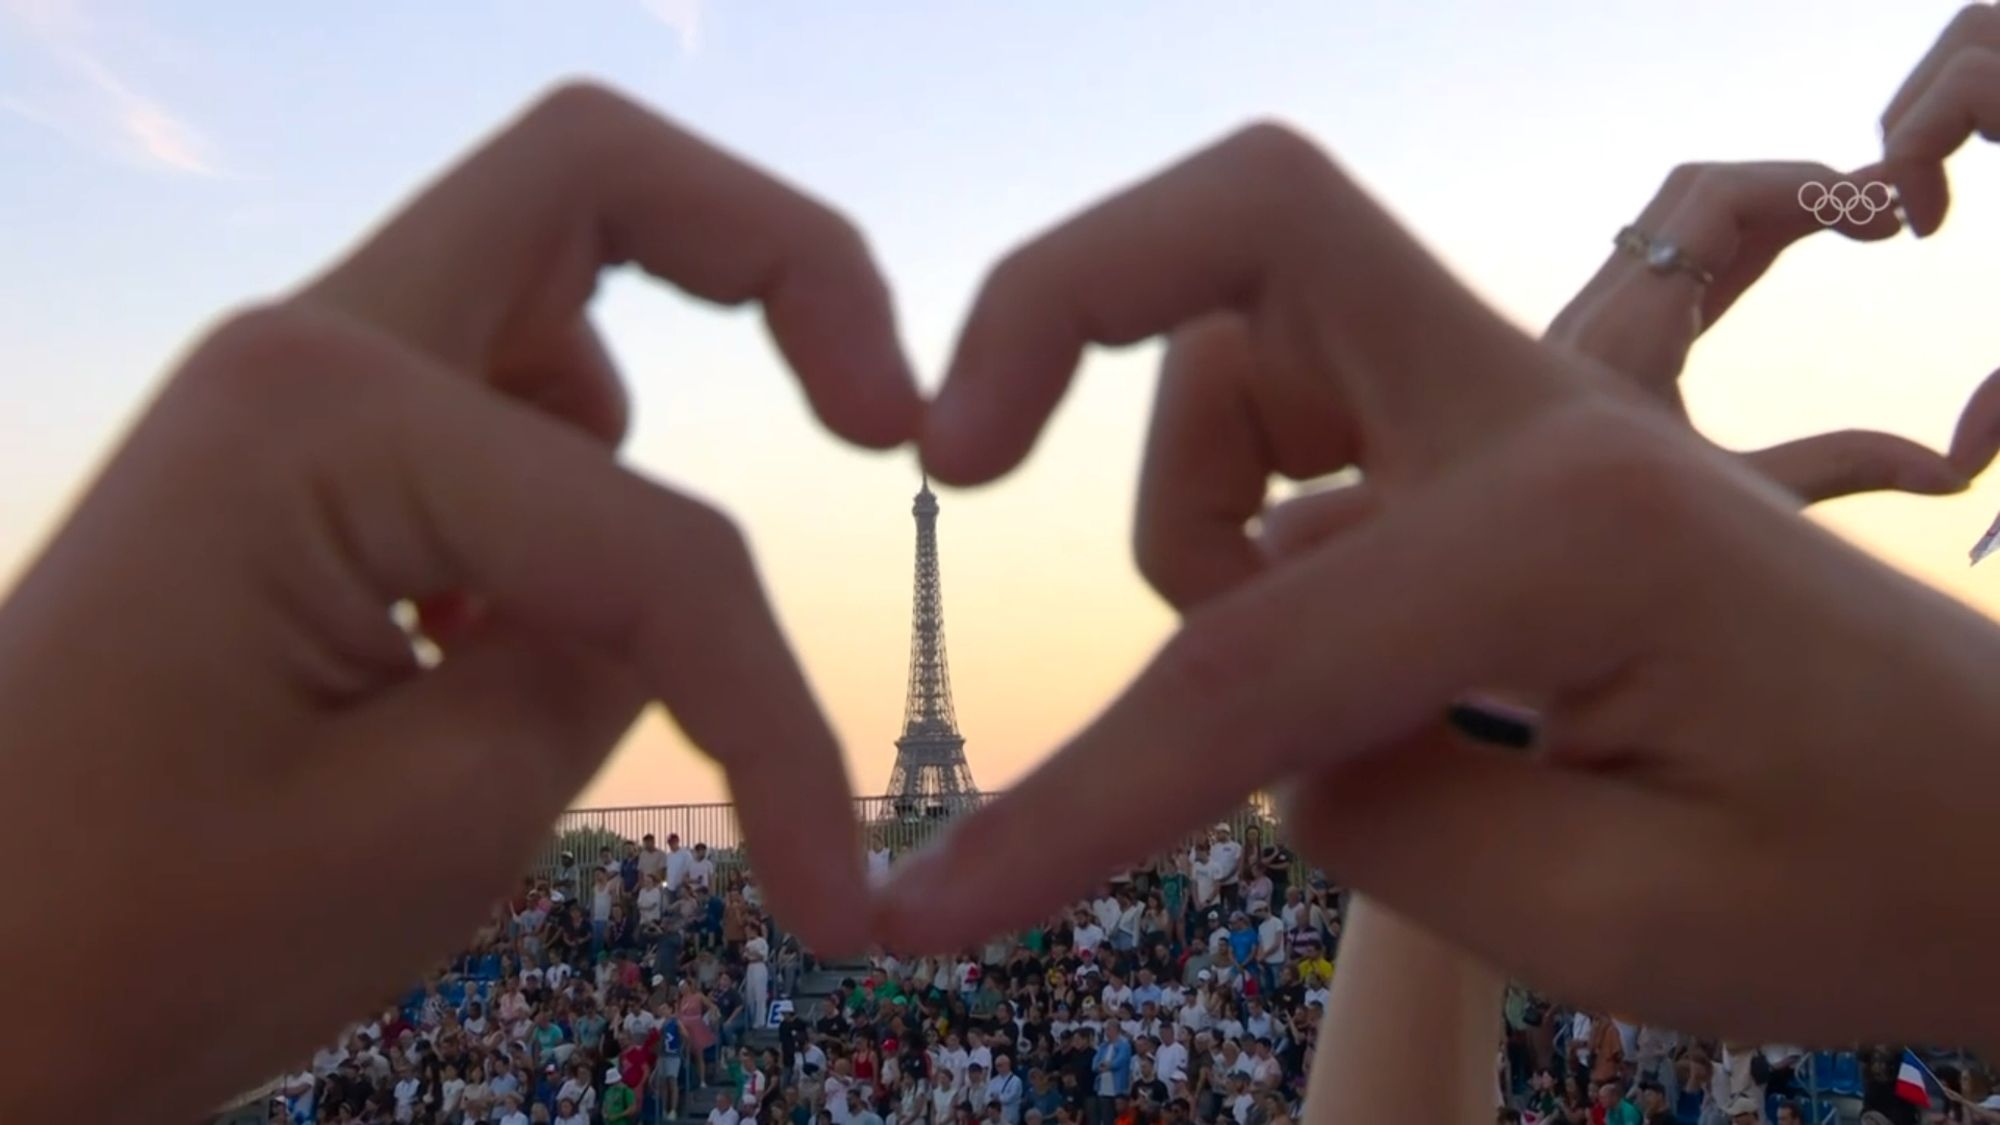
[{"xmin": 1895, "ymin": 1049, "xmax": 1945, "ymax": 1108}]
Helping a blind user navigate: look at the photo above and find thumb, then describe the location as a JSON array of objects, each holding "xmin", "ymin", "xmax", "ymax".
[{"xmin": 1741, "ymin": 429, "xmax": 1965, "ymax": 505}]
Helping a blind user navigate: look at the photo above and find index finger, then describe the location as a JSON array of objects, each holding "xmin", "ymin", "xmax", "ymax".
[
  {"xmin": 920, "ymin": 123, "xmax": 1557, "ymax": 487},
  {"xmin": 877, "ymin": 411, "xmax": 1636, "ymax": 952},
  {"xmin": 302, "ymin": 82, "xmax": 921, "ymax": 449}
]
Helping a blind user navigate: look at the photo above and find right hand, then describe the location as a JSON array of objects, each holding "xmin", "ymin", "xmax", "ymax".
[{"xmin": 885, "ymin": 122, "xmax": 2000, "ymax": 1050}]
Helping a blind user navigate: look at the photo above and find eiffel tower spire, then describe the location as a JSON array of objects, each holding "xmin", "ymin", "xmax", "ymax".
[{"xmin": 886, "ymin": 476, "xmax": 978, "ymax": 813}]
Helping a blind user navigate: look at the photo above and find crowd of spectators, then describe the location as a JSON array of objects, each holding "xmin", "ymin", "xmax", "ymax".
[
  {"xmin": 265, "ymin": 823, "xmax": 1994, "ymax": 1125},
  {"xmin": 276, "ymin": 832, "xmax": 791, "ymax": 1125}
]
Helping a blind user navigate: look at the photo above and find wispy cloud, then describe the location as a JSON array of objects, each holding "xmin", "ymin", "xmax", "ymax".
[
  {"xmin": 640, "ymin": 0, "xmax": 703, "ymax": 54},
  {"xmin": 0, "ymin": 0, "xmax": 219, "ymax": 175}
]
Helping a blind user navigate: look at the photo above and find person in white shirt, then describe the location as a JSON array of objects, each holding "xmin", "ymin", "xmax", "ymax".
[
  {"xmin": 1177, "ymin": 995, "xmax": 1211, "ymax": 1037},
  {"xmin": 554, "ymin": 1096, "xmax": 588, "ymax": 1125},
  {"xmin": 1247, "ymin": 1041, "xmax": 1282, "ymax": 1088},
  {"xmin": 931, "ymin": 1067, "xmax": 963, "ymax": 1122},
  {"xmin": 826, "ymin": 1064, "xmax": 855, "ymax": 1125},
  {"xmin": 1049, "ymin": 1007, "xmax": 1074, "ymax": 1042},
  {"xmin": 1207, "ymin": 825, "xmax": 1243, "ymax": 901},
  {"xmin": 1155, "ymin": 1028, "xmax": 1189, "ymax": 1087},
  {"xmin": 989, "ymin": 1055, "xmax": 1024, "ymax": 1125},
  {"xmin": 795, "ymin": 1038, "xmax": 826, "ymax": 1076},
  {"xmin": 1092, "ymin": 892, "xmax": 1122, "ymax": 935},
  {"xmin": 664, "ymin": 834, "xmax": 691, "ymax": 893},
  {"xmin": 1071, "ymin": 910, "xmax": 1106, "ymax": 956},
  {"xmin": 393, "ymin": 1065, "xmax": 422, "ymax": 1123},
  {"xmin": 1115, "ymin": 896, "xmax": 1144, "ymax": 952},
  {"xmin": 1101, "ymin": 977, "xmax": 1134, "ymax": 1014},
  {"xmin": 941, "ymin": 1033, "xmax": 971, "ymax": 1082},
  {"xmin": 867, "ymin": 843, "xmax": 893, "ymax": 886},
  {"xmin": 439, "ymin": 1066, "xmax": 465, "ymax": 1117},
  {"xmin": 623, "ymin": 1006, "xmax": 657, "ymax": 1042},
  {"xmin": 1253, "ymin": 902, "xmax": 1286, "ymax": 990},
  {"xmin": 744, "ymin": 925, "xmax": 772, "ymax": 1027},
  {"xmin": 1243, "ymin": 999, "xmax": 1273, "ymax": 1043},
  {"xmin": 964, "ymin": 1064, "xmax": 992, "ymax": 1113},
  {"xmin": 495, "ymin": 1092, "xmax": 530, "ymax": 1125},
  {"xmin": 1225, "ymin": 1074, "xmax": 1254, "ymax": 1124},
  {"xmin": 312, "ymin": 1044, "xmax": 350, "ymax": 1077},
  {"xmin": 638, "ymin": 834, "xmax": 669, "ymax": 882},
  {"xmin": 590, "ymin": 871, "xmax": 614, "ymax": 928},
  {"xmin": 637, "ymin": 872, "xmax": 664, "ymax": 925},
  {"xmin": 707, "ymin": 1088, "xmax": 741, "ymax": 1125},
  {"xmin": 686, "ymin": 844, "xmax": 716, "ymax": 892},
  {"xmin": 965, "ymin": 1030, "xmax": 994, "ymax": 1076},
  {"xmin": 1191, "ymin": 844, "xmax": 1219, "ymax": 913}
]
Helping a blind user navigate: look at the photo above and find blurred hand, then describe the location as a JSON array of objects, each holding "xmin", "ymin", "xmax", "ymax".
[
  {"xmin": 884, "ymin": 122, "xmax": 2000, "ymax": 1049},
  {"xmin": 1881, "ymin": 2, "xmax": 2000, "ymax": 239},
  {"xmin": 0, "ymin": 83, "xmax": 917, "ymax": 1121},
  {"xmin": 1876, "ymin": 2, "xmax": 2000, "ymax": 480},
  {"xmin": 1547, "ymin": 159, "xmax": 1975, "ymax": 501}
]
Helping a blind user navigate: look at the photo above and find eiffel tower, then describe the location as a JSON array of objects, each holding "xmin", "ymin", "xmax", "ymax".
[{"xmin": 886, "ymin": 476, "xmax": 979, "ymax": 817}]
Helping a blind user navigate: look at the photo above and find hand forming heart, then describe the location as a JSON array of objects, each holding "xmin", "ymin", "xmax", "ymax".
[
  {"xmin": 880, "ymin": 15, "xmax": 2000, "ymax": 1051},
  {"xmin": 10, "ymin": 9, "xmax": 2000, "ymax": 1117}
]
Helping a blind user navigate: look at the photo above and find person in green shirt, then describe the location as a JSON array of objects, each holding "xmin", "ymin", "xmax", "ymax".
[
  {"xmin": 602, "ymin": 1068, "xmax": 638, "ymax": 1125},
  {"xmin": 1595, "ymin": 1081, "xmax": 1642, "ymax": 1125}
]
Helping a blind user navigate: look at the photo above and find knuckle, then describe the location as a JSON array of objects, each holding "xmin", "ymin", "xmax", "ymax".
[
  {"xmin": 519, "ymin": 80, "xmax": 652, "ymax": 168},
  {"xmin": 677, "ymin": 496, "xmax": 756, "ymax": 571},
  {"xmin": 795, "ymin": 204, "xmax": 872, "ymax": 270},
  {"xmin": 181, "ymin": 303, "xmax": 346, "ymax": 408},
  {"xmin": 1661, "ymin": 161, "xmax": 1708, "ymax": 195},
  {"xmin": 1224, "ymin": 120, "xmax": 1339, "ymax": 193},
  {"xmin": 1943, "ymin": 44, "xmax": 2000, "ymax": 92},
  {"xmin": 978, "ymin": 240, "xmax": 1049, "ymax": 307},
  {"xmin": 1947, "ymin": 3, "xmax": 1996, "ymax": 42},
  {"xmin": 527, "ymin": 78, "xmax": 641, "ymax": 132},
  {"xmin": 1131, "ymin": 520, "xmax": 1200, "ymax": 609}
]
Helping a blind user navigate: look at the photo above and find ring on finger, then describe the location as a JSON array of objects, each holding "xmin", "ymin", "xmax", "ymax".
[{"xmin": 1614, "ymin": 224, "xmax": 1716, "ymax": 288}]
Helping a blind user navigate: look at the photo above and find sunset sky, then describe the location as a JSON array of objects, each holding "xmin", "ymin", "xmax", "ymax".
[{"xmin": 4, "ymin": 0, "xmax": 1998, "ymax": 808}]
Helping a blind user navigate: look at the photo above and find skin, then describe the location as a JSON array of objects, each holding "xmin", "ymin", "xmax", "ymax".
[
  {"xmin": 877, "ymin": 6, "xmax": 2000, "ymax": 1054},
  {"xmin": 0, "ymin": 82, "xmax": 917, "ymax": 1122},
  {"xmin": 10, "ymin": 8, "xmax": 2000, "ymax": 1123}
]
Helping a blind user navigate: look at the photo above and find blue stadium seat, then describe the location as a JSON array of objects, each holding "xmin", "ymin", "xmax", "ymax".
[{"xmin": 1811, "ymin": 1050, "xmax": 1863, "ymax": 1097}]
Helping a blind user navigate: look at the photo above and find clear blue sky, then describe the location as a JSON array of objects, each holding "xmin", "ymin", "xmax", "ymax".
[{"xmin": 5, "ymin": 0, "xmax": 1998, "ymax": 805}]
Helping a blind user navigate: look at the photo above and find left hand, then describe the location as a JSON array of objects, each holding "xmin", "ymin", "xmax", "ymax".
[
  {"xmin": 0, "ymin": 85, "xmax": 915, "ymax": 1123},
  {"xmin": 880, "ymin": 124, "xmax": 2000, "ymax": 1048}
]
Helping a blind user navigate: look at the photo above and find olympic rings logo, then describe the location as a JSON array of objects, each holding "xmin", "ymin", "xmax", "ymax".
[{"xmin": 1797, "ymin": 180, "xmax": 1896, "ymax": 226}]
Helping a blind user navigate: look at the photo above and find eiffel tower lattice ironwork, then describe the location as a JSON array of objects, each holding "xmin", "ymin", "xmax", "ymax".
[{"xmin": 886, "ymin": 476, "xmax": 979, "ymax": 817}]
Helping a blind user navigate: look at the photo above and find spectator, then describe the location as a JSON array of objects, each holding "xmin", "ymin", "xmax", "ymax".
[
  {"xmin": 1595, "ymin": 1080, "xmax": 1640, "ymax": 1125},
  {"xmin": 688, "ymin": 843, "xmax": 717, "ymax": 895},
  {"xmin": 603, "ymin": 1066, "xmax": 638, "ymax": 1125}
]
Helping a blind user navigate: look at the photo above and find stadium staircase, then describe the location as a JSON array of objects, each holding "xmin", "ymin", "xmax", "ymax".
[{"xmin": 673, "ymin": 960, "xmax": 864, "ymax": 1123}]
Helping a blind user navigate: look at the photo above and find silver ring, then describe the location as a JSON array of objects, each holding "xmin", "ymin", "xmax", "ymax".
[{"xmin": 1614, "ymin": 224, "xmax": 1714, "ymax": 287}]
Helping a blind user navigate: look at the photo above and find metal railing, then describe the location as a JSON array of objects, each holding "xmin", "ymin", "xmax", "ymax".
[{"xmin": 529, "ymin": 791, "xmax": 1281, "ymax": 887}]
